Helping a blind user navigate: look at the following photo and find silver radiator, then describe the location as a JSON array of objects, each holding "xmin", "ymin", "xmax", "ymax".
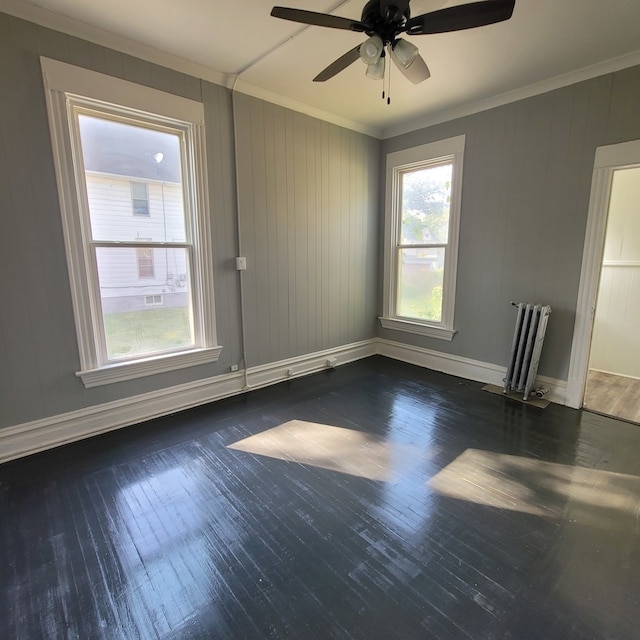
[{"xmin": 504, "ymin": 302, "xmax": 551, "ymax": 401}]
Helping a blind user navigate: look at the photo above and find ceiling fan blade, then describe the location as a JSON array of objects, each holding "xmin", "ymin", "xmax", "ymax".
[
  {"xmin": 313, "ymin": 45, "xmax": 362, "ymax": 82},
  {"xmin": 405, "ymin": 0, "xmax": 515, "ymax": 35},
  {"xmin": 390, "ymin": 50, "xmax": 431, "ymax": 84},
  {"xmin": 271, "ymin": 7, "xmax": 367, "ymax": 32}
]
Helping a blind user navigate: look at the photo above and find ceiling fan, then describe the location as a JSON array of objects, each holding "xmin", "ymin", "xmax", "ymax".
[{"xmin": 271, "ymin": 0, "xmax": 516, "ymax": 86}]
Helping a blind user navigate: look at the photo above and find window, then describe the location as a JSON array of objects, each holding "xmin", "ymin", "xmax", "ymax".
[
  {"xmin": 145, "ymin": 295, "xmax": 164, "ymax": 306},
  {"xmin": 136, "ymin": 248, "xmax": 154, "ymax": 278},
  {"xmin": 42, "ymin": 58, "xmax": 222, "ymax": 387},
  {"xmin": 380, "ymin": 135, "xmax": 465, "ymax": 340},
  {"xmin": 131, "ymin": 181, "xmax": 150, "ymax": 216}
]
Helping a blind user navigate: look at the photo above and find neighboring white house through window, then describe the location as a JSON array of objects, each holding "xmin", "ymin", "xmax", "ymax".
[
  {"xmin": 41, "ymin": 58, "xmax": 222, "ymax": 387},
  {"xmin": 380, "ymin": 135, "xmax": 465, "ymax": 341}
]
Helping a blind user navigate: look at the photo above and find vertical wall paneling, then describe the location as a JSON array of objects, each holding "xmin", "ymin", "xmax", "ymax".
[
  {"xmin": 320, "ymin": 122, "xmax": 331, "ymax": 348},
  {"xmin": 328, "ymin": 125, "xmax": 342, "ymax": 348},
  {"xmin": 590, "ymin": 267, "xmax": 640, "ymax": 378},
  {"xmin": 233, "ymin": 94, "xmax": 380, "ymax": 369},
  {"xmin": 293, "ymin": 112, "xmax": 309, "ymax": 355},
  {"xmin": 338, "ymin": 127, "xmax": 347, "ymax": 341},
  {"xmin": 249, "ymin": 97, "xmax": 268, "ymax": 365},
  {"xmin": 273, "ymin": 104, "xmax": 291, "ymax": 361},
  {"xmin": 263, "ymin": 102, "xmax": 281, "ymax": 361}
]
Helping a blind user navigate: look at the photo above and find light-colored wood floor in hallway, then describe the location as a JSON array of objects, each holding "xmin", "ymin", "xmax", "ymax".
[{"xmin": 584, "ymin": 370, "xmax": 640, "ymax": 424}]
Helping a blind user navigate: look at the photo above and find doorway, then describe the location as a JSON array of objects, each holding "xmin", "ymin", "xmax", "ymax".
[
  {"xmin": 583, "ymin": 166, "xmax": 640, "ymax": 423},
  {"xmin": 567, "ymin": 140, "xmax": 640, "ymax": 417}
]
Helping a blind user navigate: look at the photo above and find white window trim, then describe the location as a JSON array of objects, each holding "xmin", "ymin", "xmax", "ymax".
[
  {"xmin": 380, "ymin": 135, "xmax": 465, "ymax": 341},
  {"xmin": 41, "ymin": 58, "xmax": 222, "ymax": 387}
]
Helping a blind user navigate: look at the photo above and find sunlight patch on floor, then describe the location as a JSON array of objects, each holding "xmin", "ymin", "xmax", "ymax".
[
  {"xmin": 429, "ymin": 448, "xmax": 640, "ymax": 531},
  {"xmin": 228, "ymin": 420, "xmax": 435, "ymax": 482}
]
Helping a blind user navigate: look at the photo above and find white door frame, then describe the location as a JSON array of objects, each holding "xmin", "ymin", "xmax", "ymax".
[{"xmin": 566, "ymin": 139, "xmax": 640, "ymax": 409}]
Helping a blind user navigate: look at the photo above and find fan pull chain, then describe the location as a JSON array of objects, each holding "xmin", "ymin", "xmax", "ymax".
[
  {"xmin": 385, "ymin": 47, "xmax": 391, "ymax": 105},
  {"xmin": 382, "ymin": 46, "xmax": 391, "ymax": 104},
  {"xmin": 381, "ymin": 49, "xmax": 387, "ymax": 101},
  {"xmin": 387, "ymin": 56, "xmax": 391, "ymax": 104}
]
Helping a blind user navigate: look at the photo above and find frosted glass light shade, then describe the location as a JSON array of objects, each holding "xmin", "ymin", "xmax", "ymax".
[
  {"xmin": 392, "ymin": 38, "xmax": 419, "ymax": 68},
  {"xmin": 365, "ymin": 55, "xmax": 385, "ymax": 80},
  {"xmin": 360, "ymin": 35, "xmax": 383, "ymax": 64}
]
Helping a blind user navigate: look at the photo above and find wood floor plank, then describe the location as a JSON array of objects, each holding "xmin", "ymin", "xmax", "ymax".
[
  {"xmin": 585, "ymin": 369, "xmax": 640, "ymax": 424},
  {"xmin": 2, "ymin": 356, "xmax": 640, "ymax": 639}
]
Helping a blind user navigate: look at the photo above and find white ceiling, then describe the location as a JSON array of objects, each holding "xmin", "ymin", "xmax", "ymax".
[{"xmin": 6, "ymin": 0, "xmax": 640, "ymax": 137}]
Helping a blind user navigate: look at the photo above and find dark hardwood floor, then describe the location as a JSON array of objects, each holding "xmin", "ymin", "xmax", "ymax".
[{"xmin": 2, "ymin": 356, "xmax": 640, "ymax": 639}]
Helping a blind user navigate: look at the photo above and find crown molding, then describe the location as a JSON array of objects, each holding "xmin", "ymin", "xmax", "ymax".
[
  {"xmin": 2, "ymin": 0, "xmax": 229, "ymax": 85},
  {"xmin": 1, "ymin": 0, "xmax": 379, "ymax": 137},
  {"xmin": 3, "ymin": 0, "xmax": 640, "ymax": 141},
  {"xmin": 382, "ymin": 49, "xmax": 640, "ymax": 139}
]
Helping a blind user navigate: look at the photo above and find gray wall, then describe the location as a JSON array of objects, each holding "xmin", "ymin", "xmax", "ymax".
[
  {"xmin": 2, "ymin": 7, "xmax": 640, "ymax": 431},
  {"xmin": 0, "ymin": 12, "xmax": 380, "ymax": 429},
  {"xmin": 379, "ymin": 67, "xmax": 640, "ymax": 380},
  {"xmin": 234, "ymin": 95, "xmax": 379, "ymax": 367}
]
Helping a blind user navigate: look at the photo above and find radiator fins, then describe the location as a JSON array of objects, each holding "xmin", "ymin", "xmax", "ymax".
[{"xmin": 504, "ymin": 302, "xmax": 551, "ymax": 401}]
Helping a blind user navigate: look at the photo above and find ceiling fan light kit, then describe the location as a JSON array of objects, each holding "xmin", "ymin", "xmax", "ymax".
[
  {"xmin": 391, "ymin": 38, "xmax": 419, "ymax": 68},
  {"xmin": 271, "ymin": 0, "xmax": 516, "ymax": 94},
  {"xmin": 360, "ymin": 35, "xmax": 384, "ymax": 64},
  {"xmin": 365, "ymin": 54, "xmax": 386, "ymax": 80}
]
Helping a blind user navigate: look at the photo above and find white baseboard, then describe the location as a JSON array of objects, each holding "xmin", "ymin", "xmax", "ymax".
[
  {"xmin": 588, "ymin": 367, "xmax": 640, "ymax": 382},
  {"xmin": 0, "ymin": 339, "xmax": 377, "ymax": 464},
  {"xmin": 1, "ymin": 337, "xmax": 569, "ymax": 464},
  {"xmin": 0, "ymin": 371, "xmax": 246, "ymax": 464},
  {"xmin": 247, "ymin": 340, "xmax": 377, "ymax": 390},
  {"xmin": 377, "ymin": 338, "xmax": 567, "ymax": 405}
]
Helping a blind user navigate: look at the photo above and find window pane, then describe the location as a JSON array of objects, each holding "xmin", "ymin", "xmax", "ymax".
[
  {"xmin": 96, "ymin": 246, "xmax": 194, "ymax": 360},
  {"xmin": 131, "ymin": 181, "xmax": 150, "ymax": 216},
  {"xmin": 131, "ymin": 181, "xmax": 147, "ymax": 199},
  {"xmin": 397, "ymin": 247, "xmax": 445, "ymax": 322},
  {"xmin": 136, "ymin": 247, "xmax": 154, "ymax": 278},
  {"xmin": 78, "ymin": 115, "xmax": 186, "ymax": 242},
  {"xmin": 400, "ymin": 163, "xmax": 452, "ymax": 245}
]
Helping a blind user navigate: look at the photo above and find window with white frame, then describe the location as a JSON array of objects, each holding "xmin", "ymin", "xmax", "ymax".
[
  {"xmin": 41, "ymin": 58, "xmax": 222, "ymax": 387},
  {"xmin": 131, "ymin": 181, "xmax": 150, "ymax": 216},
  {"xmin": 136, "ymin": 247, "xmax": 155, "ymax": 279},
  {"xmin": 380, "ymin": 135, "xmax": 465, "ymax": 340}
]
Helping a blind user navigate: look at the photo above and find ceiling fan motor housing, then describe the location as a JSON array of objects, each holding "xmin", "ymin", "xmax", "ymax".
[{"xmin": 361, "ymin": 0, "xmax": 410, "ymax": 44}]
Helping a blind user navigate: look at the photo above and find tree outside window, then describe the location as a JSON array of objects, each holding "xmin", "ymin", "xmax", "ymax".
[
  {"xmin": 380, "ymin": 135, "xmax": 465, "ymax": 341},
  {"xmin": 397, "ymin": 163, "xmax": 452, "ymax": 322}
]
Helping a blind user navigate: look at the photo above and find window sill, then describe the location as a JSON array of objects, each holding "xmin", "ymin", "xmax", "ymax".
[
  {"xmin": 76, "ymin": 346, "xmax": 223, "ymax": 388},
  {"xmin": 378, "ymin": 317, "xmax": 457, "ymax": 341}
]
